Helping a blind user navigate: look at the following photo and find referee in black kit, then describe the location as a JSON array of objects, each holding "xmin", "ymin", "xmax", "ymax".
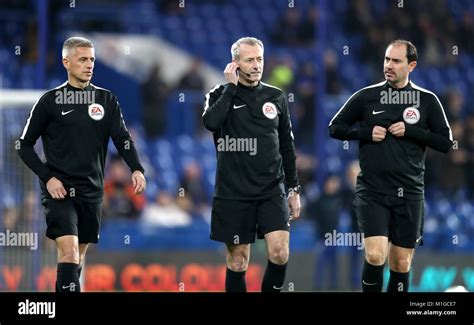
[
  {"xmin": 17, "ymin": 37, "xmax": 146, "ymax": 292},
  {"xmin": 203, "ymin": 37, "xmax": 301, "ymax": 292},
  {"xmin": 329, "ymin": 40, "xmax": 452, "ymax": 292}
]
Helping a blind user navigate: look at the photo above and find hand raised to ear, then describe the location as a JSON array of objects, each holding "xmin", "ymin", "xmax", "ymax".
[{"xmin": 224, "ymin": 62, "xmax": 239, "ymax": 85}]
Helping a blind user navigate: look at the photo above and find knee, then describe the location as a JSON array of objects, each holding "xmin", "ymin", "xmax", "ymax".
[
  {"xmin": 391, "ymin": 258, "xmax": 411, "ymax": 272},
  {"xmin": 365, "ymin": 250, "xmax": 386, "ymax": 266},
  {"xmin": 268, "ymin": 246, "xmax": 289, "ymax": 265},
  {"xmin": 59, "ymin": 247, "xmax": 80, "ymax": 264},
  {"xmin": 227, "ymin": 253, "xmax": 249, "ymax": 272}
]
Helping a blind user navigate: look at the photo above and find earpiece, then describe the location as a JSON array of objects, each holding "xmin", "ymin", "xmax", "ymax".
[{"xmin": 237, "ymin": 68, "xmax": 251, "ymax": 77}]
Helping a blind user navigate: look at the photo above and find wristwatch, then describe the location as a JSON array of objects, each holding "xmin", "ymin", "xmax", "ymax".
[{"xmin": 288, "ymin": 185, "xmax": 301, "ymax": 194}]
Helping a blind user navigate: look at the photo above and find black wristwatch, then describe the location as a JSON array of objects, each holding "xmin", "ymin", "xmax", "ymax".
[{"xmin": 288, "ymin": 185, "xmax": 301, "ymax": 194}]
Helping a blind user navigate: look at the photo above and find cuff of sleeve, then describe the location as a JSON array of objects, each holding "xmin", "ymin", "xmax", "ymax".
[
  {"xmin": 286, "ymin": 180, "xmax": 299, "ymax": 188},
  {"xmin": 357, "ymin": 127, "xmax": 373, "ymax": 141},
  {"xmin": 405, "ymin": 124, "xmax": 429, "ymax": 142},
  {"xmin": 132, "ymin": 166, "xmax": 145, "ymax": 175},
  {"xmin": 39, "ymin": 170, "xmax": 53, "ymax": 184}
]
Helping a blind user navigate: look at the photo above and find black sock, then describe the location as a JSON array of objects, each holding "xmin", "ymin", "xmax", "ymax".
[
  {"xmin": 362, "ymin": 261, "xmax": 384, "ymax": 292},
  {"xmin": 225, "ymin": 268, "xmax": 247, "ymax": 292},
  {"xmin": 56, "ymin": 263, "xmax": 81, "ymax": 292},
  {"xmin": 387, "ymin": 270, "xmax": 409, "ymax": 292},
  {"xmin": 55, "ymin": 265, "xmax": 82, "ymax": 292},
  {"xmin": 262, "ymin": 260, "xmax": 287, "ymax": 293}
]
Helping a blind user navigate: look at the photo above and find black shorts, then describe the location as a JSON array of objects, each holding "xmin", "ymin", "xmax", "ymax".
[
  {"xmin": 354, "ymin": 191, "xmax": 424, "ymax": 249},
  {"xmin": 42, "ymin": 197, "xmax": 101, "ymax": 244},
  {"xmin": 210, "ymin": 194, "xmax": 290, "ymax": 244}
]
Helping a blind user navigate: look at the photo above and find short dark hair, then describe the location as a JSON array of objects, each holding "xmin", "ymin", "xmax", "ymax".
[{"xmin": 388, "ymin": 39, "xmax": 418, "ymax": 63}]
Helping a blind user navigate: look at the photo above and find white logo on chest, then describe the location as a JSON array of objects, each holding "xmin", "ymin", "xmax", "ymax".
[
  {"xmin": 372, "ymin": 110, "xmax": 385, "ymax": 115},
  {"xmin": 262, "ymin": 102, "xmax": 277, "ymax": 119},
  {"xmin": 61, "ymin": 109, "xmax": 74, "ymax": 116},
  {"xmin": 403, "ymin": 107, "xmax": 420, "ymax": 124},
  {"xmin": 88, "ymin": 103, "xmax": 104, "ymax": 121}
]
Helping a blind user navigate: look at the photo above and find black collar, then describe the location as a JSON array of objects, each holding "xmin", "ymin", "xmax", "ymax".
[
  {"xmin": 237, "ymin": 81, "xmax": 261, "ymax": 91},
  {"xmin": 384, "ymin": 80, "xmax": 413, "ymax": 91},
  {"xmin": 66, "ymin": 82, "xmax": 93, "ymax": 91}
]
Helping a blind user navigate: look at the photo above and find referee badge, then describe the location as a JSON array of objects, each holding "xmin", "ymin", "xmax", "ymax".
[
  {"xmin": 262, "ymin": 102, "xmax": 277, "ymax": 119},
  {"xmin": 403, "ymin": 107, "xmax": 420, "ymax": 124},
  {"xmin": 88, "ymin": 103, "xmax": 105, "ymax": 121}
]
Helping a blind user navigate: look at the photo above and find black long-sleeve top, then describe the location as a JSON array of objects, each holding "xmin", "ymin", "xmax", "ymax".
[
  {"xmin": 18, "ymin": 82, "xmax": 144, "ymax": 202},
  {"xmin": 203, "ymin": 82, "xmax": 299, "ymax": 200},
  {"xmin": 329, "ymin": 81, "xmax": 452, "ymax": 199}
]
